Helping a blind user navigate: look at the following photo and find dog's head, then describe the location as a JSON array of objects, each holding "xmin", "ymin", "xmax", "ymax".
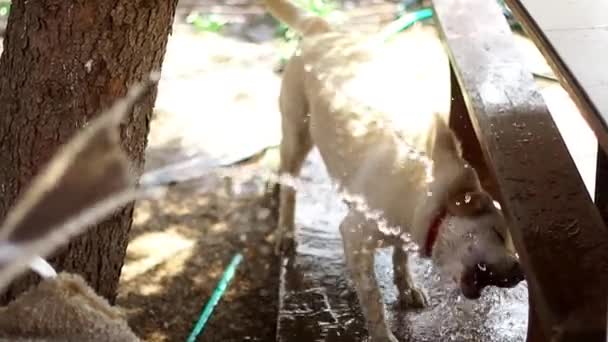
[
  {"xmin": 421, "ymin": 114, "xmax": 524, "ymax": 299},
  {"xmin": 429, "ymin": 189, "xmax": 524, "ymax": 299}
]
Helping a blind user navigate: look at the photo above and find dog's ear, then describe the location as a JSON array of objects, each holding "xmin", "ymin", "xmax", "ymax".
[
  {"xmin": 429, "ymin": 113, "xmax": 461, "ymax": 162},
  {"xmin": 447, "ymin": 191, "xmax": 493, "ymax": 217}
]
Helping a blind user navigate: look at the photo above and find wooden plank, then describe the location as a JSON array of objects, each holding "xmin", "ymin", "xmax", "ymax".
[
  {"xmin": 432, "ymin": 0, "xmax": 608, "ymax": 340},
  {"xmin": 596, "ymin": 148, "xmax": 608, "ymax": 223},
  {"xmin": 448, "ymin": 64, "xmax": 502, "ymax": 202},
  {"xmin": 504, "ymin": 0, "xmax": 608, "ymax": 154}
]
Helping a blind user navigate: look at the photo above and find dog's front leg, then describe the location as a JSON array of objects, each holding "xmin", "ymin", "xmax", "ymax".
[
  {"xmin": 340, "ymin": 210, "xmax": 398, "ymax": 342},
  {"xmin": 274, "ymin": 69, "xmax": 312, "ymax": 255},
  {"xmin": 393, "ymin": 245, "xmax": 428, "ymax": 309}
]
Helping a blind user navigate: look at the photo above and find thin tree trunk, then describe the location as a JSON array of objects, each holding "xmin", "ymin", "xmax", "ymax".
[{"xmin": 0, "ymin": 0, "xmax": 179, "ymax": 303}]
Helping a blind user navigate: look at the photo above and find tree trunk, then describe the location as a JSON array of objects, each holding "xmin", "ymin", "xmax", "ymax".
[{"xmin": 0, "ymin": 0, "xmax": 179, "ymax": 304}]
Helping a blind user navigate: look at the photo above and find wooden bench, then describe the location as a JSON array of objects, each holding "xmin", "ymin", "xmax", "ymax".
[
  {"xmin": 433, "ymin": 0, "xmax": 608, "ymax": 341},
  {"xmin": 501, "ymin": 0, "xmax": 608, "ymax": 231}
]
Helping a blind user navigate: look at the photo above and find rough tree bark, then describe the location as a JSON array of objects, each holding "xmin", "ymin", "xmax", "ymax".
[{"xmin": 0, "ymin": 0, "xmax": 179, "ymax": 303}]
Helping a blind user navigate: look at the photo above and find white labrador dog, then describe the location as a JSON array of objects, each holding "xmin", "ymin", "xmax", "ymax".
[{"xmin": 266, "ymin": 1, "xmax": 525, "ymax": 340}]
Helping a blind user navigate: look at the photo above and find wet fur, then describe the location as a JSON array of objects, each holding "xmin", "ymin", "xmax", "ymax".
[{"xmin": 266, "ymin": 1, "xmax": 521, "ymax": 340}]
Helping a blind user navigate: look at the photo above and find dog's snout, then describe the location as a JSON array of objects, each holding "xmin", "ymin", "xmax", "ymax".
[
  {"xmin": 473, "ymin": 262, "xmax": 490, "ymax": 282},
  {"xmin": 460, "ymin": 259, "xmax": 525, "ymax": 299},
  {"xmin": 475, "ymin": 260, "xmax": 524, "ymax": 287},
  {"xmin": 477, "ymin": 260, "xmax": 524, "ymax": 288}
]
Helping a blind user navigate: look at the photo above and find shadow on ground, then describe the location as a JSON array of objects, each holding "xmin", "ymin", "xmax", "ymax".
[{"xmin": 118, "ymin": 163, "xmax": 279, "ymax": 341}]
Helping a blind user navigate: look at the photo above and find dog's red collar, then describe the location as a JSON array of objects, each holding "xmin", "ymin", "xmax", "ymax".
[{"xmin": 423, "ymin": 207, "xmax": 448, "ymax": 257}]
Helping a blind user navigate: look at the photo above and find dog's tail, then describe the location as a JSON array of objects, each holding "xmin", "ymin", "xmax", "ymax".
[{"xmin": 265, "ymin": 0, "xmax": 332, "ymax": 36}]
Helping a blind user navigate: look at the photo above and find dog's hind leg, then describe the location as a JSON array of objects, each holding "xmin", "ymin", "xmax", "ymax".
[
  {"xmin": 340, "ymin": 210, "xmax": 397, "ymax": 342},
  {"xmin": 275, "ymin": 61, "xmax": 312, "ymax": 254},
  {"xmin": 393, "ymin": 245, "xmax": 428, "ymax": 309}
]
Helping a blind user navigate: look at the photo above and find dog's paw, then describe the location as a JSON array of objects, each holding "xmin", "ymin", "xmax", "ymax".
[{"xmin": 398, "ymin": 287, "xmax": 428, "ymax": 309}]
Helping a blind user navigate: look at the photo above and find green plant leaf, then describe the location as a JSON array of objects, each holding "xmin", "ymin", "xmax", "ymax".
[
  {"xmin": 0, "ymin": 1, "xmax": 11, "ymax": 17},
  {"xmin": 186, "ymin": 12, "xmax": 227, "ymax": 33}
]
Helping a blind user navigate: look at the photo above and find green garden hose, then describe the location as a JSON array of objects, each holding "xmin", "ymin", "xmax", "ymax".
[{"xmin": 186, "ymin": 253, "xmax": 243, "ymax": 342}]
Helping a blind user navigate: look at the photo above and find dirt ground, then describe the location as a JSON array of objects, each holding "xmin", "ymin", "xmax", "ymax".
[
  {"xmin": 118, "ymin": 171, "xmax": 279, "ymax": 342},
  {"xmin": 116, "ymin": 23, "xmax": 284, "ymax": 342}
]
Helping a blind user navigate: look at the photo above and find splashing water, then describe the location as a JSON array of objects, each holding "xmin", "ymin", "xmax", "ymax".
[{"xmin": 139, "ymin": 124, "xmax": 435, "ymax": 247}]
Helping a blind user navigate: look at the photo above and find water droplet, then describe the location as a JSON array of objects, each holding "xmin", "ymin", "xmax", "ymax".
[{"xmin": 84, "ymin": 59, "xmax": 93, "ymax": 73}]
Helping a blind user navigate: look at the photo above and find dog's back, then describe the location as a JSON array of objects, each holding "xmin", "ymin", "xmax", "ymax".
[{"xmin": 267, "ymin": 0, "xmax": 451, "ymax": 222}]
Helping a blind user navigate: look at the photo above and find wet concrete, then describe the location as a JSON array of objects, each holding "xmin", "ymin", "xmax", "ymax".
[{"xmin": 278, "ymin": 150, "xmax": 529, "ymax": 342}]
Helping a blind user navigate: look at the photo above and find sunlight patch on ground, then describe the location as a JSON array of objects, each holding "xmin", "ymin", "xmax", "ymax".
[
  {"xmin": 150, "ymin": 32, "xmax": 282, "ymax": 168},
  {"xmin": 210, "ymin": 221, "xmax": 229, "ymax": 233},
  {"xmin": 133, "ymin": 207, "xmax": 152, "ymax": 226},
  {"xmin": 121, "ymin": 229, "xmax": 196, "ymax": 283},
  {"xmin": 142, "ymin": 331, "xmax": 169, "ymax": 342}
]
